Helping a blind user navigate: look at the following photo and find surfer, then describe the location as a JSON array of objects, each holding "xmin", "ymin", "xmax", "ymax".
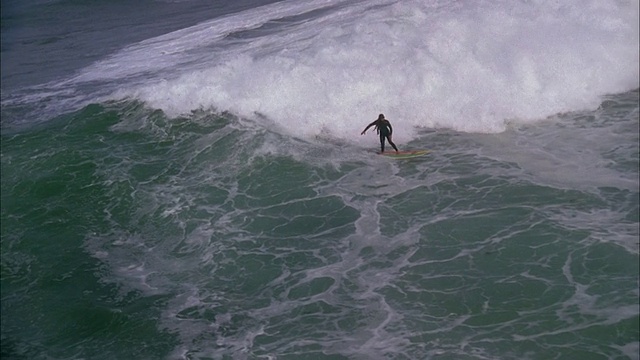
[{"xmin": 361, "ymin": 114, "xmax": 399, "ymax": 153}]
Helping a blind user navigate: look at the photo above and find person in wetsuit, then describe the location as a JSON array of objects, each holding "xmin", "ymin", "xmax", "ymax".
[{"xmin": 360, "ymin": 113, "xmax": 399, "ymax": 153}]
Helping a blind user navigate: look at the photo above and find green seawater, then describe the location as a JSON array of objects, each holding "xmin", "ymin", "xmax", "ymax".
[{"xmin": 2, "ymin": 94, "xmax": 639, "ymax": 360}]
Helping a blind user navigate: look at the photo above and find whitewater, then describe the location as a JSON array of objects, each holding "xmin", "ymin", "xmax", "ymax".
[{"xmin": 3, "ymin": 0, "xmax": 638, "ymax": 136}]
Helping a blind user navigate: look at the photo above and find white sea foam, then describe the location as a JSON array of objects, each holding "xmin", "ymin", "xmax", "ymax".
[{"xmin": 94, "ymin": 0, "xmax": 640, "ymax": 139}]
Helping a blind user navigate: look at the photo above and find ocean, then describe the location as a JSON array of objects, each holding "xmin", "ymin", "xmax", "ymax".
[{"xmin": 1, "ymin": 0, "xmax": 638, "ymax": 359}]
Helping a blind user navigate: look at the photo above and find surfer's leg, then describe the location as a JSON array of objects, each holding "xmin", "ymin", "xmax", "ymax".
[
  {"xmin": 387, "ymin": 136, "xmax": 399, "ymax": 152},
  {"xmin": 379, "ymin": 135, "xmax": 385, "ymax": 153}
]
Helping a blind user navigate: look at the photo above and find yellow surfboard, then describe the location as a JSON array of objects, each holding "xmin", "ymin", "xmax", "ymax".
[{"xmin": 379, "ymin": 149, "xmax": 430, "ymax": 159}]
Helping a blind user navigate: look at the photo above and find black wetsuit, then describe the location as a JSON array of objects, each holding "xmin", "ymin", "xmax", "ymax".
[{"xmin": 364, "ymin": 119, "xmax": 399, "ymax": 153}]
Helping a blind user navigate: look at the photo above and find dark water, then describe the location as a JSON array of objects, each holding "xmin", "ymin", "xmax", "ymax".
[{"xmin": 2, "ymin": 1, "xmax": 638, "ymax": 359}]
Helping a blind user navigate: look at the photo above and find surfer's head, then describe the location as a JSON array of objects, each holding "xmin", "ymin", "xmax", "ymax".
[{"xmin": 378, "ymin": 114, "xmax": 385, "ymax": 120}]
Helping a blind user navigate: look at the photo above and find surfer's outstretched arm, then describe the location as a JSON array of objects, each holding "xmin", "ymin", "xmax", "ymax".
[{"xmin": 361, "ymin": 121, "xmax": 377, "ymax": 135}]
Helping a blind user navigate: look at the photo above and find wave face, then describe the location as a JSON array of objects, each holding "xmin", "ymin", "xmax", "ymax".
[{"xmin": 2, "ymin": 93, "xmax": 638, "ymax": 359}]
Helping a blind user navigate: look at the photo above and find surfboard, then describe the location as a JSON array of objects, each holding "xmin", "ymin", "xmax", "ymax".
[{"xmin": 379, "ymin": 149, "xmax": 430, "ymax": 159}]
